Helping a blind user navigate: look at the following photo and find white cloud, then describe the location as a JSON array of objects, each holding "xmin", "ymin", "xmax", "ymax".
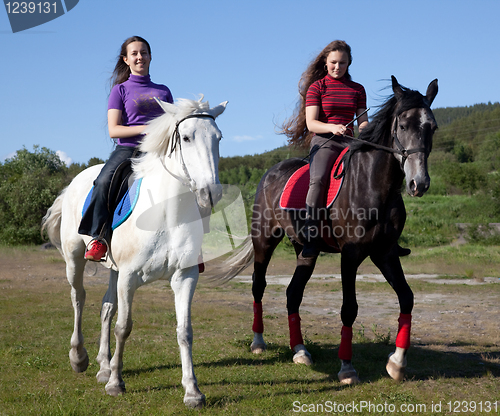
[
  {"xmin": 1, "ymin": 151, "xmax": 17, "ymax": 162},
  {"xmin": 56, "ymin": 150, "xmax": 73, "ymax": 166}
]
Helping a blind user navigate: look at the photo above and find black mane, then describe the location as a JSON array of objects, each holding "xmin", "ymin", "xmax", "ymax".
[{"xmin": 352, "ymin": 84, "xmax": 429, "ymax": 152}]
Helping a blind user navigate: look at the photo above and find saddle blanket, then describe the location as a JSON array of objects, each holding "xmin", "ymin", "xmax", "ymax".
[
  {"xmin": 82, "ymin": 178, "xmax": 143, "ymax": 230},
  {"xmin": 279, "ymin": 147, "xmax": 348, "ymax": 210}
]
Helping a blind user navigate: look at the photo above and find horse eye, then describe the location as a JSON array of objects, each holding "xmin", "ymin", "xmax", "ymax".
[
  {"xmin": 399, "ymin": 125, "xmax": 406, "ymax": 131},
  {"xmin": 182, "ymin": 136, "xmax": 190, "ymax": 143}
]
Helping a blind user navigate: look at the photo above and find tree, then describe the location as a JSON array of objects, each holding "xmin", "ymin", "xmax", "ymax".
[{"xmin": 0, "ymin": 146, "xmax": 69, "ymax": 245}]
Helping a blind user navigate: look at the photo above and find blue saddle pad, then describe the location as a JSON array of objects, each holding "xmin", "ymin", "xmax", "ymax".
[{"xmin": 82, "ymin": 178, "xmax": 142, "ymax": 230}]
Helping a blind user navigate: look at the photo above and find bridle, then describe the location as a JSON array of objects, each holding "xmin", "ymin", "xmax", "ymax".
[
  {"xmin": 160, "ymin": 113, "xmax": 216, "ymax": 192},
  {"xmin": 332, "ymin": 112, "xmax": 430, "ymax": 178}
]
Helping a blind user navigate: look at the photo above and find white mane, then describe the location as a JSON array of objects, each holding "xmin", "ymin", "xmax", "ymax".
[{"xmin": 132, "ymin": 96, "xmax": 212, "ymax": 178}]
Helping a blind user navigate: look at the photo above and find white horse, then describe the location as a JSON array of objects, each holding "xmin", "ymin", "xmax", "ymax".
[{"xmin": 42, "ymin": 96, "xmax": 227, "ymax": 408}]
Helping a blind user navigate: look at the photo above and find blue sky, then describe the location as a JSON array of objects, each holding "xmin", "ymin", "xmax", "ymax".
[{"xmin": 1, "ymin": 0, "xmax": 499, "ymax": 165}]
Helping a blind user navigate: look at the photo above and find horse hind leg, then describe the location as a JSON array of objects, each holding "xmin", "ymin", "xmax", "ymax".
[
  {"xmin": 337, "ymin": 249, "xmax": 363, "ymax": 385},
  {"xmin": 250, "ymin": 229, "xmax": 285, "ymax": 354},
  {"xmin": 66, "ymin": 248, "xmax": 90, "ymax": 373},
  {"xmin": 96, "ymin": 269, "xmax": 118, "ymax": 383},
  {"xmin": 286, "ymin": 247, "xmax": 317, "ymax": 366}
]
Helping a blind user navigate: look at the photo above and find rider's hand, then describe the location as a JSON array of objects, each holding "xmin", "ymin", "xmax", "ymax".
[{"xmin": 332, "ymin": 124, "xmax": 347, "ymax": 136}]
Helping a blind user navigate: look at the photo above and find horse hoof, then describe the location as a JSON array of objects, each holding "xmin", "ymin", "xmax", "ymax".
[
  {"xmin": 250, "ymin": 342, "xmax": 267, "ymax": 354},
  {"xmin": 293, "ymin": 349, "xmax": 313, "ymax": 365},
  {"xmin": 338, "ymin": 370, "xmax": 360, "ymax": 385},
  {"xmin": 184, "ymin": 393, "xmax": 206, "ymax": 409},
  {"xmin": 105, "ymin": 382, "xmax": 126, "ymax": 396},
  {"xmin": 386, "ymin": 353, "xmax": 406, "ymax": 381},
  {"xmin": 69, "ymin": 348, "xmax": 89, "ymax": 373},
  {"xmin": 96, "ymin": 369, "xmax": 111, "ymax": 383}
]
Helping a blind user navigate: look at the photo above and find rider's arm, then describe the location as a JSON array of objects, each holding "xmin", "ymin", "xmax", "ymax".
[
  {"xmin": 306, "ymin": 106, "xmax": 346, "ymax": 136},
  {"xmin": 356, "ymin": 108, "xmax": 369, "ymax": 133},
  {"xmin": 108, "ymin": 109, "xmax": 147, "ymax": 139}
]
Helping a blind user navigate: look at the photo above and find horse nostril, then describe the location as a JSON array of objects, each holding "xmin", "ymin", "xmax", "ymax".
[{"xmin": 409, "ymin": 180, "xmax": 417, "ymax": 195}]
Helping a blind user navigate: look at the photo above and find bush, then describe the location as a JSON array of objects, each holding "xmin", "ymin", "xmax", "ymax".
[{"xmin": 0, "ymin": 146, "xmax": 69, "ymax": 245}]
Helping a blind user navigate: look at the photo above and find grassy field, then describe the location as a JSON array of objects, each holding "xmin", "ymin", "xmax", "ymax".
[{"xmin": 1, "ymin": 246, "xmax": 500, "ymax": 415}]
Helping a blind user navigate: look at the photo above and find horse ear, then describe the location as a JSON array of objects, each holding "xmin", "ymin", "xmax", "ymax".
[
  {"xmin": 154, "ymin": 97, "xmax": 175, "ymax": 114},
  {"xmin": 391, "ymin": 75, "xmax": 404, "ymax": 99},
  {"xmin": 210, "ymin": 101, "xmax": 228, "ymax": 118},
  {"xmin": 425, "ymin": 79, "xmax": 438, "ymax": 106}
]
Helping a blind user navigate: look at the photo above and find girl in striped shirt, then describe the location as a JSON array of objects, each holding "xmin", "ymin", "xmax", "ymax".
[{"xmin": 283, "ymin": 40, "xmax": 368, "ymax": 258}]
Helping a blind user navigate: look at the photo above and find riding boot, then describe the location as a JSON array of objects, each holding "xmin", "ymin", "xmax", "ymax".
[
  {"xmin": 301, "ymin": 205, "xmax": 321, "ymax": 258},
  {"xmin": 397, "ymin": 244, "xmax": 411, "ymax": 257}
]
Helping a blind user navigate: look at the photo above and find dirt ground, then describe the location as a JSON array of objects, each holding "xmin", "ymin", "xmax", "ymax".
[{"xmin": 2, "ymin": 246, "xmax": 500, "ymax": 360}]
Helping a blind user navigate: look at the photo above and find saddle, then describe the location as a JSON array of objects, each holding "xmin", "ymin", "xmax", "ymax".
[
  {"xmin": 279, "ymin": 147, "xmax": 349, "ymax": 210},
  {"xmin": 82, "ymin": 160, "xmax": 142, "ymax": 230}
]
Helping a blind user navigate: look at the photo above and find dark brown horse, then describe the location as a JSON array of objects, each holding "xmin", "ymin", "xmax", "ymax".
[{"xmin": 212, "ymin": 76, "xmax": 438, "ymax": 383}]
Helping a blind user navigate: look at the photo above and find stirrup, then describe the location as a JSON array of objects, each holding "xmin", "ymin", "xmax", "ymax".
[{"xmin": 85, "ymin": 238, "xmax": 109, "ymax": 262}]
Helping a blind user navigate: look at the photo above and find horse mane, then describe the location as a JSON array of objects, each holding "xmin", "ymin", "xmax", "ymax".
[
  {"xmin": 353, "ymin": 83, "xmax": 429, "ymax": 152},
  {"xmin": 132, "ymin": 97, "xmax": 211, "ymax": 177}
]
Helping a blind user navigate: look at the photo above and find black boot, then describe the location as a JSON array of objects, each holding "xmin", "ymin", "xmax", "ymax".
[
  {"xmin": 301, "ymin": 206, "xmax": 321, "ymax": 258},
  {"xmin": 397, "ymin": 244, "xmax": 411, "ymax": 257}
]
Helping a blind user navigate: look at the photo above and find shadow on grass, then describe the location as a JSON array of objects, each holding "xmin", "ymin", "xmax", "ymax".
[
  {"xmin": 306, "ymin": 340, "xmax": 500, "ymax": 381},
  {"xmin": 124, "ymin": 339, "xmax": 500, "ymax": 400}
]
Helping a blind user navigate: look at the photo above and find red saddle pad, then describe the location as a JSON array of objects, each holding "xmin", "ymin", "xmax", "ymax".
[{"xmin": 279, "ymin": 147, "xmax": 348, "ymax": 210}]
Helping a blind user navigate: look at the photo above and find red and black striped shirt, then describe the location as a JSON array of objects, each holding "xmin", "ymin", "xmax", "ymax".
[{"xmin": 306, "ymin": 75, "xmax": 367, "ymax": 131}]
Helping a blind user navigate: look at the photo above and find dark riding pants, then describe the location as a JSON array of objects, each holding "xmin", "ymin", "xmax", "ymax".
[
  {"xmin": 306, "ymin": 135, "xmax": 345, "ymax": 213},
  {"xmin": 78, "ymin": 145, "xmax": 138, "ymax": 241}
]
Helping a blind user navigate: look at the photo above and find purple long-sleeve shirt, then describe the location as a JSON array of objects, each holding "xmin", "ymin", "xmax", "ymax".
[{"xmin": 108, "ymin": 74, "xmax": 173, "ymax": 146}]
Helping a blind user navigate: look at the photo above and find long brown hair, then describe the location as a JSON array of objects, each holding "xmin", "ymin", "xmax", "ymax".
[
  {"xmin": 282, "ymin": 40, "xmax": 353, "ymax": 147},
  {"xmin": 110, "ymin": 36, "xmax": 152, "ymax": 88}
]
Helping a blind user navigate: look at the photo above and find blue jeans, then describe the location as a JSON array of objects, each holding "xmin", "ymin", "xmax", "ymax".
[{"xmin": 78, "ymin": 145, "xmax": 138, "ymax": 241}]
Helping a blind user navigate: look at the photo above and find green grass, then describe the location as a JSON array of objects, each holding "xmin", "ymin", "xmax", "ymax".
[
  {"xmin": 1, "ymin": 250, "xmax": 500, "ymax": 415},
  {"xmin": 402, "ymin": 194, "xmax": 500, "ymax": 247}
]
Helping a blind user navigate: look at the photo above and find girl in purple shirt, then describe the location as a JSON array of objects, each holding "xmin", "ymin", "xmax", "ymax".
[{"xmin": 79, "ymin": 36, "xmax": 173, "ymax": 261}]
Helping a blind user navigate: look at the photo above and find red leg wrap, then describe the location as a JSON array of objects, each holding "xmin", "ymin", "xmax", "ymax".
[
  {"xmin": 338, "ymin": 325, "xmax": 353, "ymax": 360},
  {"xmin": 288, "ymin": 313, "xmax": 304, "ymax": 349},
  {"xmin": 395, "ymin": 313, "xmax": 412, "ymax": 349},
  {"xmin": 252, "ymin": 301, "xmax": 264, "ymax": 333}
]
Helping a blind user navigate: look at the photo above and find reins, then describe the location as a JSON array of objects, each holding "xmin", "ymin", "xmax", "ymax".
[{"xmin": 333, "ymin": 128, "xmax": 428, "ymax": 178}]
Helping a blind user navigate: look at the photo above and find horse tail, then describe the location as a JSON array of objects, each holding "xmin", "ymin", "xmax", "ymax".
[
  {"xmin": 41, "ymin": 187, "xmax": 67, "ymax": 251},
  {"xmin": 203, "ymin": 235, "xmax": 254, "ymax": 284}
]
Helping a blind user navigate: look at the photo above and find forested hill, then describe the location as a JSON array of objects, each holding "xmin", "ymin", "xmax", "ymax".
[
  {"xmin": 433, "ymin": 102, "xmax": 500, "ymax": 127},
  {"xmin": 432, "ymin": 102, "xmax": 500, "ymax": 156}
]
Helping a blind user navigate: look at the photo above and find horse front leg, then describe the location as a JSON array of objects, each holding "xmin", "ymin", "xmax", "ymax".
[
  {"xmin": 371, "ymin": 250, "xmax": 414, "ymax": 382},
  {"xmin": 337, "ymin": 247, "xmax": 362, "ymax": 385},
  {"xmin": 96, "ymin": 269, "xmax": 118, "ymax": 383},
  {"xmin": 286, "ymin": 251, "xmax": 317, "ymax": 365},
  {"xmin": 105, "ymin": 274, "xmax": 136, "ymax": 396},
  {"xmin": 171, "ymin": 268, "xmax": 205, "ymax": 409},
  {"xmin": 66, "ymin": 254, "xmax": 90, "ymax": 373}
]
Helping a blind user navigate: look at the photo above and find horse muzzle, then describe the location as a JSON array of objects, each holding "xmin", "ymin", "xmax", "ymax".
[
  {"xmin": 196, "ymin": 183, "xmax": 223, "ymax": 208},
  {"xmin": 406, "ymin": 173, "xmax": 430, "ymax": 197}
]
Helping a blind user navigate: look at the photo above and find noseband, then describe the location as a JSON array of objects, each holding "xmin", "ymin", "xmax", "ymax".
[
  {"xmin": 391, "ymin": 117, "xmax": 428, "ymax": 169},
  {"xmin": 161, "ymin": 113, "xmax": 216, "ymax": 192}
]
